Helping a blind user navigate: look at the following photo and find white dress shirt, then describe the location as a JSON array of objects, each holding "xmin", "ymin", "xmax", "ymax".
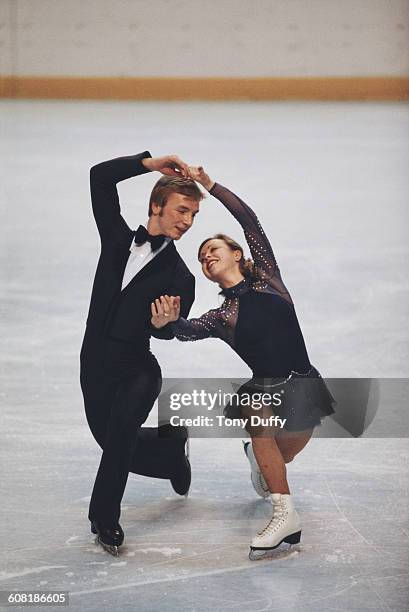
[{"xmin": 121, "ymin": 231, "xmax": 171, "ymax": 290}]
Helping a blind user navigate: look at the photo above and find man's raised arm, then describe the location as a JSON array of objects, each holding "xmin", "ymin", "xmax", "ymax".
[
  {"xmin": 90, "ymin": 153, "xmax": 190, "ymax": 240},
  {"xmin": 89, "ymin": 151, "xmax": 152, "ymax": 240}
]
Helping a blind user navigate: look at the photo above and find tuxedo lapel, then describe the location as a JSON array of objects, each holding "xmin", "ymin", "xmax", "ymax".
[{"xmin": 120, "ymin": 241, "xmax": 177, "ymax": 294}]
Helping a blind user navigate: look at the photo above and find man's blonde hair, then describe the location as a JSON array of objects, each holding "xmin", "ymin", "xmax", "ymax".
[{"xmin": 149, "ymin": 176, "xmax": 205, "ymax": 215}]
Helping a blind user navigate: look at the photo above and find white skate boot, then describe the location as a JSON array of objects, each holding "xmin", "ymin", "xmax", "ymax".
[
  {"xmin": 249, "ymin": 493, "xmax": 302, "ymax": 560},
  {"xmin": 242, "ymin": 441, "xmax": 270, "ymax": 498}
]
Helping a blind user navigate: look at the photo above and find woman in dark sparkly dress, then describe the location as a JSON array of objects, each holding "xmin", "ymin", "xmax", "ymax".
[{"xmin": 151, "ymin": 165, "xmax": 335, "ymax": 559}]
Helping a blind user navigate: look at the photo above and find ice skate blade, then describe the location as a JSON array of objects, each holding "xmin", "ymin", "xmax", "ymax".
[
  {"xmin": 250, "ymin": 473, "xmax": 270, "ymax": 498},
  {"xmin": 249, "ymin": 542, "xmax": 300, "ymax": 561},
  {"xmin": 95, "ymin": 536, "xmax": 119, "ymax": 557},
  {"xmin": 242, "ymin": 440, "xmax": 270, "ymax": 499},
  {"xmin": 249, "ymin": 530, "xmax": 302, "ymax": 561}
]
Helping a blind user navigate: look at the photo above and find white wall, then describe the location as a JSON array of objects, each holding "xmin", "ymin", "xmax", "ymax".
[{"xmin": 1, "ymin": 0, "xmax": 408, "ymax": 77}]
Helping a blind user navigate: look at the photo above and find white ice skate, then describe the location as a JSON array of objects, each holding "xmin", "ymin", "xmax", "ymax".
[
  {"xmin": 249, "ymin": 493, "xmax": 302, "ymax": 560},
  {"xmin": 242, "ymin": 441, "xmax": 270, "ymax": 498}
]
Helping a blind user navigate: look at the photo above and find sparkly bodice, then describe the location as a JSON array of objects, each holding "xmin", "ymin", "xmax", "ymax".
[{"xmin": 170, "ymin": 183, "xmax": 311, "ymax": 377}]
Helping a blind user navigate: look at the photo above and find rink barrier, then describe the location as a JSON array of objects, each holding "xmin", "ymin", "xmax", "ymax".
[{"xmin": 1, "ymin": 76, "xmax": 408, "ymax": 101}]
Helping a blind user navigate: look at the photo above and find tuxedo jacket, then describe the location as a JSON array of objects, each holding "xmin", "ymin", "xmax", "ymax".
[{"xmin": 84, "ymin": 151, "xmax": 195, "ymax": 346}]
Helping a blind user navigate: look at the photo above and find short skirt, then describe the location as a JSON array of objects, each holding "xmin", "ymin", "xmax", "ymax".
[{"xmin": 224, "ymin": 365, "xmax": 336, "ymax": 433}]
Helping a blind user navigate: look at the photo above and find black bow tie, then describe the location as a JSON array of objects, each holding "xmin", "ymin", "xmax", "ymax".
[{"xmin": 133, "ymin": 225, "xmax": 166, "ymax": 252}]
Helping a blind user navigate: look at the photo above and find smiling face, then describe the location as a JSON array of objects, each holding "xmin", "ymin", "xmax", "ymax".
[
  {"xmin": 150, "ymin": 193, "xmax": 200, "ymax": 240},
  {"xmin": 198, "ymin": 238, "xmax": 242, "ymax": 282}
]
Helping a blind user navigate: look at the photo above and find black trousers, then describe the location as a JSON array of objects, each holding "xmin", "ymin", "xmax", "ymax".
[{"xmin": 80, "ymin": 329, "xmax": 185, "ymax": 524}]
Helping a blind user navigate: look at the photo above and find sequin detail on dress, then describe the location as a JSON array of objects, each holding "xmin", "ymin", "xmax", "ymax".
[
  {"xmin": 168, "ymin": 183, "xmax": 336, "ymax": 428},
  {"xmin": 170, "ymin": 182, "xmax": 294, "ymax": 354}
]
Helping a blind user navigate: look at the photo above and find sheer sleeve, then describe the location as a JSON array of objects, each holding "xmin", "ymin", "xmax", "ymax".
[
  {"xmin": 169, "ymin": 309, "xmax": 225, "ymax": 342},
  {"xmin": 209, "ymin": 182, "xmax": 292, "ymax": 303}
]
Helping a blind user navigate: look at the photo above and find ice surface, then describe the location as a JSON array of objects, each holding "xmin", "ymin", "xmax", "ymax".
[{"xmin": 1, "ymin": 100, "xmax": 408, "ymax": 611}]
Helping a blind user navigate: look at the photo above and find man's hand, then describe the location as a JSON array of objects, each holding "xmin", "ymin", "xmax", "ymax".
[
  {"xmin": 187, "ymin": 166, "xmax": 215, "ymax": 191},
  {"xmin": 142, "ymin": 155, "xmax": 189, "ymax": 178},
  {"xmin": 151, "ymin": 295, "xmax": 181, "ymax": 329}
]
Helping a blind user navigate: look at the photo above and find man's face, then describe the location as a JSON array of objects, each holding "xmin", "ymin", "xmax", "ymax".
[{"xmin": 151, "ymin": 193, "xmax": 200, "ymax": 240}]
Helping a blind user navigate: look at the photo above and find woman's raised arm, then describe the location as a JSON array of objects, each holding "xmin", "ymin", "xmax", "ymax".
[{"xmin": 188, "ymin": 166, "xmax": 291, "ymax": 303}]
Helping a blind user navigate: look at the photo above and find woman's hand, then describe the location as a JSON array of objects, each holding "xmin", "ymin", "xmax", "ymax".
[
  {"xmin": 187, "ymin": 165, "xmax": 215, "ymax": 191},
  {"xmin": 150, "ymin": 295, "xmax": 181, "ymax": 329}
]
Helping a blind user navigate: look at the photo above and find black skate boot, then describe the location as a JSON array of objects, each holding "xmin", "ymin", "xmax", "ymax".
[
  {"xmin": 171, "ymin": 434, "xmax": 191, "ymax": 497},
  {"xmin": 170, "ymin": 451, "xmax": 191, "ymax": 497},
  {"xmin": 90, "ymin": 519, "xmax": 124, "ymax": 556},
  {"xmin": 159, "ymin": 424, "xmax": 191, "ymax": 497}
]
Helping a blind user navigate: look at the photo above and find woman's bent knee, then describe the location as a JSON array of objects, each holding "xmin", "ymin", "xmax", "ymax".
[{"xmin": 282, "ymin": 453, "xmax": 295, "ymax": 463}]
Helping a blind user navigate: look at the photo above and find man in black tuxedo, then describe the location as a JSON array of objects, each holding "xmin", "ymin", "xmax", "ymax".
[{"xmin": 80, "ymin": 151, "xmax": 202, "ymax": 554}]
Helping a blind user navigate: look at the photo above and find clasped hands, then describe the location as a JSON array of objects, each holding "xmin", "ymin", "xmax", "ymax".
[
  {"xmin": 151, "ymin": 295, "xmax": 181, "ymax": 329},
  {"xmin": 142, "ymin": 154, "xmax": 214, "ymax": 191}
]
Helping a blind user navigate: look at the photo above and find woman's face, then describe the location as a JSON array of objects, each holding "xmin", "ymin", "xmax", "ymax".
[{"xmin": 199, "ymin": 239, "xmax": 241, "ymax": 282}]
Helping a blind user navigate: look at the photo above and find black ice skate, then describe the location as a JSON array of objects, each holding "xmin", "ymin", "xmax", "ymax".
[
  {"xmin": 170, "ymin": 437, "xmax": 191, "ymax": 497},
  {"xmin": 91, "ymin": 520, "xmax": 124, "ymax": 557}
]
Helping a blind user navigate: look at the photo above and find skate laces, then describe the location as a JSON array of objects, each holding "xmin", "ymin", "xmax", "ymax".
[{"xmin": 258, "ymin": 502, "xmax": 288, "ymax": 536}]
